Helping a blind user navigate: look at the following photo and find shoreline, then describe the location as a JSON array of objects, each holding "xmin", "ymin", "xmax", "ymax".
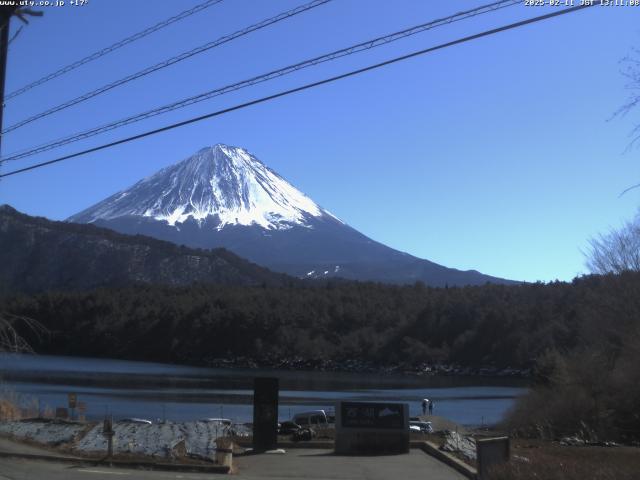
[
  {"xmin": 198, "ymin": 356, "xmax": 532, "ymax": 378},
  {"xmin": 1, "ymin": 352, "xmax": 533, "ymax": 379}
]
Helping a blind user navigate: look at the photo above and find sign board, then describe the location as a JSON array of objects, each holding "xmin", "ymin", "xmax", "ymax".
[
  {"xmin": 341, "ymin": 402, "xmax": 405, "ymax": 429},
  {"xmin": 477, "ymin": 436, "xmax": 510, "ymax": 479},
  {"xmin": 335, "ymin": 401, "xmax": 409, "ymax": 455},
  {"xmin": 68, "ymin": 393, "xmax": 77, "ymax": 409},
  {"xmin": 252, "ymin": 377, "xmax": 279, "ymax": 452}
]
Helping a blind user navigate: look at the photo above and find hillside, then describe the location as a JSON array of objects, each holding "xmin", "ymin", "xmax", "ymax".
[{"xmin": 0, "ymin": 205, "xmax": 292, "ymax": 293}]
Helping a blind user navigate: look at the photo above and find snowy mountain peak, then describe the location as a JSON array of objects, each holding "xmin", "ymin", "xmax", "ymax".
[{"xmin": 69, "ymin": 144, "xmax": 341, "ymax": 230}]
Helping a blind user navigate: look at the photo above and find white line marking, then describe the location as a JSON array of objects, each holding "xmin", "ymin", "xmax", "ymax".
[{"xmin": 76, "ymin": 469, "xmax": 130, "ymax": 476}]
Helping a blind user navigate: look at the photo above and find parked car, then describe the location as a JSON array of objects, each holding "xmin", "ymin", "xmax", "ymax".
[
  {"xmin": 293, "ymin": 427, "xmax": 316, "ymax": 442},
  {"xmin": 200, "ymin": 418, "xmax": 232, "ymax": 426},
  {"xmin": 120, "ymin": 418, "xmax": 152, "ymax": 425},
  {"xmin": 292, "ymin": 409, "xmax": 335, "ymax": 427},
  {"xmin": 409, "ymin": 420, "xmax": 433, "ymax": 433},
  {"xmin": 278, "ymin": 421, "xmax": 301, "ymax": 435}
]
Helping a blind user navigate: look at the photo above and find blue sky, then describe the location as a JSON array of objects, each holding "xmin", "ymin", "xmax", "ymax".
[{"xmin": 0, "ymin": 0, "xmax": 639, "ymax": 283}]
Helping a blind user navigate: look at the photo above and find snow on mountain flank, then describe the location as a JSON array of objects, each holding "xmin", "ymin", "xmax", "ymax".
[{"xmin": 70, "ymin": 144, "xmax": 341, "ymax": 230}]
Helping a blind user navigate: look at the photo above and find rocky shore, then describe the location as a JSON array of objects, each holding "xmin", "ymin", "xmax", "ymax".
[{"xmin": 201, "ymin": 356, "xmax": 531, "ymax": 378}]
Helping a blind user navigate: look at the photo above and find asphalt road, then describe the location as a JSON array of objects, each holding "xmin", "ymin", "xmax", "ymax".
[
  {"xmin": 0, "ymin": 436, "xmax": 466, "ymax": 480},
  {"xmin": 0, "ymin": 458, "xmax": 214, "ymax": 480},
  {"xmin": 234, "ymin": 448, "xmax": 467, "ymax": 480},
  {"xmin": 0, "ymin": 438, "xmax": 63, "ymax": 456},
  {"xmin": 0, "ymin": 450, "xmax": 466, "ymax": 480}
]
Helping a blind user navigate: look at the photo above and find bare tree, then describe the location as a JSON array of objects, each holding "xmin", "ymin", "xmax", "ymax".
[
  {"xmin": 0, "ymin": 312, "xmax": 46, "ymax": 353},
  {"xmin": 616, "ymin": 48, "xmax": 640, "ymax": 196},
  {"xmin": 586, "ymin": 212, "xmax": 640, "ymax": 274},
  {"xmin": 616, "ymin": 47, "xmax": 640, "ymax": 143},
  {"xmin": 586, "ymin": 48, "xmax": 640, "ymax": 272}
]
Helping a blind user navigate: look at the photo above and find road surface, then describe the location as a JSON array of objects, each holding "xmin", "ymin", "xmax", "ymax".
[{"xmin": 0, "ymin": 438, "xmax": 466, "ymax": 480}]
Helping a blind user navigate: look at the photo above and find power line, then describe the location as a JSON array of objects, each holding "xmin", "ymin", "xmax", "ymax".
[
  {"xmin": 4, "ymin": 0, "xmax": 224, "ymax": 102},
  {"xmin": 1, "ymin": 0, "xmax": 333, "ymax": 135},
  {"xmin": 1, "ymin": 0, "xmax": 520, "ymax": 163},
  {"xmin": 0, "ymin": 3, "xmax": 597, "ymax": 179},
  {"xmin": 8, "ymin": 25, "xmax": 23, "ymax": 47}
]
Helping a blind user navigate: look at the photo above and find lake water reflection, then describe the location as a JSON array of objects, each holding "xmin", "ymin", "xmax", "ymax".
[{"xmin": 0, "ymin": 354, "xmax": 527, "ymax": 426}]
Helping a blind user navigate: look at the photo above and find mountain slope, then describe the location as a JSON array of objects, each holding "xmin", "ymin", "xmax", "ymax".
[
  {"xmin": 0, "ymin": 205, "xmax": 292, "ymax": 293},
  {"xmin": 69, "ymin": 144, "xmax": 514, "ymax": 286}
]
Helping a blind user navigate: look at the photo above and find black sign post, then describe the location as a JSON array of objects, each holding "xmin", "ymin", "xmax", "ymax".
[{"xmin": 252, "ymin": 377, "xmax": 279, "ymax": 452}]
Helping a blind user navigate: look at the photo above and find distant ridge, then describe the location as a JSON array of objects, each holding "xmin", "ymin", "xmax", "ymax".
[{"xmin": 0, "ymin": 205, "xmax": 292, "ymax": 293}]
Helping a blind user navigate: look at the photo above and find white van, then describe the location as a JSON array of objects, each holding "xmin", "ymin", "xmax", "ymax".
[
  {"xmin": 200, "ymin": 418, "xmax": 232, "ymax": 426},
  {"xmin": 292, "ymin": 409, "xmax": 335, "ymax": 426}
]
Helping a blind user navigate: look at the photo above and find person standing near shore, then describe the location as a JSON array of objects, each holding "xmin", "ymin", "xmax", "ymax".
[
  {"xmin": 429, "ymin": 400, "xmax": 434, "ymax": 415},
  {"xmin": 422, "ymin": 398, "xmax": 428, "ymax": 416}
]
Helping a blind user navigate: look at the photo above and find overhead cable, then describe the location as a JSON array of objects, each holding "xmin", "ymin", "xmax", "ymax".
[
  {"xmin": 4, "ymin": 0, "xmax": 225, "ymax": 101},
  {"xmin": 1, "ymin": 0, "xmax": 518, "ymax": 162},
  {"xmin": 0, "ymin": 3, "xmax": 597, "ymax": 179},
  {"xmin": 1, "ymin": 0, "xmax": 332, "ymax": 134}
]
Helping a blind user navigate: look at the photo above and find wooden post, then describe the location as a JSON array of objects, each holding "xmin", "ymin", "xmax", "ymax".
[{"xmin": 103, "ymin": 415, "xmax": 114, "ymax": 461}]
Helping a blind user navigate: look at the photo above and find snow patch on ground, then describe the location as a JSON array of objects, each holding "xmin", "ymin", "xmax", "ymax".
[
  {"xmin": 0, "ymin": 419, "xmax": 247, "ymax": 459},
  {"xmin": 0, "ymin": 420, "xmax": 85, "ymax": 445},
  {"xmin": 77, "ymin": 420, "xmax": 245, "ymax": 459}
]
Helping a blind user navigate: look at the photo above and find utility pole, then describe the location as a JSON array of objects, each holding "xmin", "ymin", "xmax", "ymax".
[
  {"xmin": 0, "ymin": 7, "xmax": 16, "ymax": 157},
  {"xmin": 0, "ymin": 6, "xmax": 42, "ymax": 159}
]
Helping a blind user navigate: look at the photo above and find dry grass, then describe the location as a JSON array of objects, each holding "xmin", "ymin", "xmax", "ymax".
[
  {"xmin": 0, "ymin": 384, "xmax": 52, "ymax": 421},
  {"xmin": 0, "ymin": 398, "xmax": 21, "ymax": 421},
  {"xmin": 489, "ymin": 439, "xmax": 640, "ymax": 480},
  {"xmin": 0, "ymin": 386, "xmax": 24, "ymax": 421}
]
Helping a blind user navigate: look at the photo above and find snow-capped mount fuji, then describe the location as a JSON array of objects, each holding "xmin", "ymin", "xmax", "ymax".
[
  {"xmin": 71, "ymin": 144, "xmax": 339, "ymax": 231},
  {"xmin": 69, "ymin": 144, "xmax": 513, "ymax": 286}
]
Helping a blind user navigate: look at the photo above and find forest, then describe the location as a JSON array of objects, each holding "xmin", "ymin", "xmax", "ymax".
[{"xmin": 0, "ymin": 272, "xmax": 636, "ymax": 370}]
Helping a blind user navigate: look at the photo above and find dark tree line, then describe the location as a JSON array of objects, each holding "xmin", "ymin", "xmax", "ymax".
[{"xmin": 2, "ymin": 272, "xmax": 639, "ymax": 373}]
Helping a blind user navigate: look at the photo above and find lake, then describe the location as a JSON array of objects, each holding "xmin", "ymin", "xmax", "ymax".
[{"xmin": 0, "ymin": 354, "xmax": 527, "ymax": 427}]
